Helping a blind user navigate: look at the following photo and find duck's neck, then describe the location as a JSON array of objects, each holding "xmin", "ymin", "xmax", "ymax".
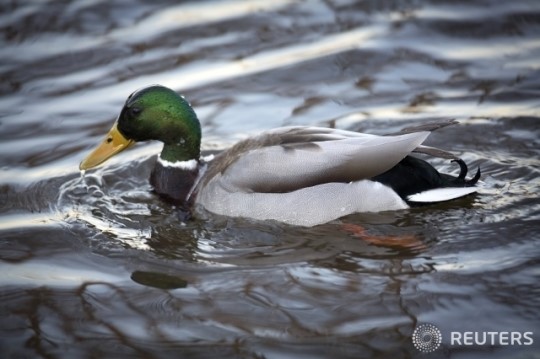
[
  {"xmin": 160, "ymin": 138, "xmax": 200, "ymax": 163},
  {"xmin": 150, "ymin": 130, "xmax": 202, "ymax": 204},
  {"xmin": 150, "ymin": 154, "xmax": 200, "ymax": 205}
]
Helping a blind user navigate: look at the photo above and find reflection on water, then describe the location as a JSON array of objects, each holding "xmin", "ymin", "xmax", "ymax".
[{"xmin": 1, "ymin": 0, "xmax": 539, "ymax": 358}]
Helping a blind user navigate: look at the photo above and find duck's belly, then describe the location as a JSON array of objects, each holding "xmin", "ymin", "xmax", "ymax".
[{"xmin": 195, "ymin": 178, "xmax": 408, "ymax": 227}]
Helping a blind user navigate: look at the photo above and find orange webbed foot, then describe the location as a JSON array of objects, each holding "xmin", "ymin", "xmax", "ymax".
[{"xmin": 341, "ymin": 223, "xmax": 426, "ymax": 252}]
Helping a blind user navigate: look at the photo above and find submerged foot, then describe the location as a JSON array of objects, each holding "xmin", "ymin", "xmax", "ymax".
[{"xmin": 341, "ymin": 223, "xmax": 427, "ymax": 252}]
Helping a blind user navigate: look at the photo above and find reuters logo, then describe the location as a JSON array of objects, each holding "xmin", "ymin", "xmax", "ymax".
[{"xmin": 412, "ymin": 323, "xmax": 442, "ymax": 353}]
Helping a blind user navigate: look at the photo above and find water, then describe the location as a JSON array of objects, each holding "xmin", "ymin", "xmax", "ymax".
[{"xmin": 1, "ymin": 1, "xmax": 539, "ymax": 358}]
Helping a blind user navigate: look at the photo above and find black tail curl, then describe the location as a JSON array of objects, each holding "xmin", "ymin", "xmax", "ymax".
[
  {"xmin": 450, "ymin": 159, "xmax": 481, "ymax": 186},
  {"xmin": 372, "ymin": 155, "xmax": 481, "ymax": 201}
]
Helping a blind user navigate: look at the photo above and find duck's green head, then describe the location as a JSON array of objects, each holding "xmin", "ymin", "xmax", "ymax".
[{"xmin": 80, "ymin": 85, "xmax": 201, "ymax": 170}]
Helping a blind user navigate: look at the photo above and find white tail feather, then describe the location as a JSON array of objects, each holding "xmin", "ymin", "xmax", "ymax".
[{"xmin": 407, "ymin": 187, "xmax": 477, "ymax": 203}]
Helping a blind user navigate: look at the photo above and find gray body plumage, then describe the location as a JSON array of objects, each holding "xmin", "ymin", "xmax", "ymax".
[{"xmin": 194, "ymin": 126, "xmax": 435, "ymax": 226}]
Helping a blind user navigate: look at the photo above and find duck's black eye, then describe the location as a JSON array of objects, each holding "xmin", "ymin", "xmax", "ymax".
[{"xmin": 128, "ymin": 106, "xmax": 142, "ymax": 117}]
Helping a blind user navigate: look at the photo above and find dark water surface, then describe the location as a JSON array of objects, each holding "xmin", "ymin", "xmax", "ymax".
[{"xmin": 1, "ymin": 1, "xmax": 539, "ymax": 358}]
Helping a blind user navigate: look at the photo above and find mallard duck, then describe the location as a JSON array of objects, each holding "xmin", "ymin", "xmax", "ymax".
[{"xmin": 80, "ymin": 85, "xmax": 480, "ymax": 227}]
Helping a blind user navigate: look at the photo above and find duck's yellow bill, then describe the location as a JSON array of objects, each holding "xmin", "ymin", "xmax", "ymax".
[{"xmin": 79, "ymin": 123, "xmax": 134, "ymax": 170}]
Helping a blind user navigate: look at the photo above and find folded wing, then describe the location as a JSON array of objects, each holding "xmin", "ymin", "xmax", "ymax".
[{"xmin": 221, "ymin": 128, "xmax": 430, "ymax": 193}]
